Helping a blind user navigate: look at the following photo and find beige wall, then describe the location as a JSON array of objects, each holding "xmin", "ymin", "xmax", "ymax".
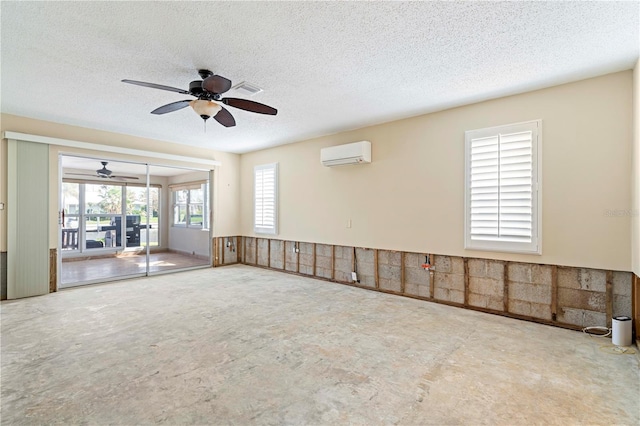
[
  {"xmin": 633, "ymin": 59, "xmax": 640, "ymax": 276},
  {"xmin": 240, "ymin": 71, "xmax": 634, "ymax": 272},
  {"xmin": 0, "ymin": 114, "xmax": 241, "ymax": 252}
]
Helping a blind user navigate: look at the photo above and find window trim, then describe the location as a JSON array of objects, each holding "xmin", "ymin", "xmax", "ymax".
[
  {"xmin": 254, "ymin": 162, "xmax": 278, "ymax": 235},
  {"xmin": 464, "ymin": 120, "xmax": 542, "ymax": 255}
]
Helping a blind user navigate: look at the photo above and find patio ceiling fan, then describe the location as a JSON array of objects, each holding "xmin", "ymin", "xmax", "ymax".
[
  {"xmin": 122, "ymin": 69, "xmax": 277, "ymax": 128},
  {"xmin": 66, "ymin": 161, "xmax": 140, "ymax": 181}
]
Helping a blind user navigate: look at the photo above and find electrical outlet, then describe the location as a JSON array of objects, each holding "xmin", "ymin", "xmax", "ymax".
[
  {"xmin": 351, "ymin": 272, "xmax": 358, "ymax": 281},
  {"xmin": 347, "ymin": 219, "xmax": 352, "ymax": 228}
]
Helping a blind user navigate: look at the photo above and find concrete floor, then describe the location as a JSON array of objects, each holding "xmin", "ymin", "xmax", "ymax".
[{"xmin": 1, "ymin": 265, "xmax": 638, "ymax": 425}]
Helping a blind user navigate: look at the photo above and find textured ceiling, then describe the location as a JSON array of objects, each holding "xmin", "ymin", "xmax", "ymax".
[{"xmin": 2, "ymin": 2, "xmax": 638, "ymax": 154}]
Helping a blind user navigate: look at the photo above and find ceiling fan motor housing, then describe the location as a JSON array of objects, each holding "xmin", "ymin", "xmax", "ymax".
[
  {"xmin": 98, "ymin": 162, "xmax": 112, "ymax": 176},
  {"xmin": 197, "ymin": 69, "xmax": 213, "ymax": 79},
  {"xmin": 189, "ymin": 81, "xmax": 204, "ymax": 96}
]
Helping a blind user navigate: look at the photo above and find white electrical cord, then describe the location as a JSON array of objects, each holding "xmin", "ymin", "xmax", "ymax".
[
  {"xmin": 582, "ymin": 325, "xmax": 636, "ymax": 355},
  {"xmin": 582, "ymin": 326, "xmax": 611, "ymax": 337}
]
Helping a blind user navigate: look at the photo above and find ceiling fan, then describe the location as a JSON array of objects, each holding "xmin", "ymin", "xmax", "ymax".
[
  {"xmin": 66, "ymin": 162, "xmax": 140, "ymax": 181},
  {"xmin": 122, "ymin": 69, "xmax": 278, "ymax": 128}
]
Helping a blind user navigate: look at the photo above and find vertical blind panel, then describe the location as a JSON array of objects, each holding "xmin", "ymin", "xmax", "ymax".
[
  {"xmin": 7, "ymin": 140, "xmax": 50, "ymax": 299},
  {"xmin": 470, "ymin": 131, "xmax": 533, "ymax": 241}
]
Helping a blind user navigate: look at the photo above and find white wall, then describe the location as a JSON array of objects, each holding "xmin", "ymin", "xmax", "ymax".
[
  {"xmin": 240, "ymin": 71, "xmax": 634, "ymax": 272},
  {"xmin": 166, "ymin": 170, "xmax": 211, "ymax": 258},
  {"xmin": 633, "ymin": 59, "xmax": 640, "ymax": 276}
]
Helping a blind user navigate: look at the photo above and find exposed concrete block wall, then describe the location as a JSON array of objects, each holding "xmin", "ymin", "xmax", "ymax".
[
  {"xmin": 269, "ymin": 240, "xmax": 284, "ymax": 270},
  {"xmin": 468, "ymin": 259, "xmax": 505, "ymax": 312},
  {"xmin": 284, "ymin": 241, "xmax": 298, "ymax": 272},
  {"xmin": 244, "ymin": 237, "xmax": 256, "ymax": 264},
  {"xmin": 227, "ymin": 237, "xmax": 633, "ymax": 331},
  {"xmin": 612, "ymin": 272, "xmax": 632, "ymax": 318},
  {"xmin": 508, "ymin": 263, "xmax": 553, "ymax": 321},
  {"xmin": 557, "ymin": 268, "xmax": 606, "ymax": 327},
  {"xmin": 404, "ymin": 252, "xmax": 430, "ymax": 298},
  {"xmin": 378, "ymin": 250, "xmax": 402, "ymax": 293},
  {"xmin": 315, "ymin": 244, "xmax": 333, "ymax": 280},
  {"xmin": 298, "ymin": 242, "xmax": 314, "ymax": 276},
  {"xmin": 257, "ymin": 238, "xmax": 269, "ymax": 267},
  {"xmin": 334, "ymin": 245, "xmax": 353, "ymax": 283},
  {"xmin": 355, "ymin": 248, "xmax": 375, "ymax": 288},
  {"xmin": 433, "ymin": 255, "xmax": 465, "ymax": 304}
]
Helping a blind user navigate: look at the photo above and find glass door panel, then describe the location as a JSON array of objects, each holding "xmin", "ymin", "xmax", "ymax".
[
  {"xmin": 60, "ymin": 157, "xmax": 142, "ymax": 287},
  {"xmin": 149, "ymin": 165, "xmax": 211, "ymax": 274},
  {"xmin": 84, "ymin": 183, "xmax": 123, "ymax": 251},
  {"xmin": 126, "ymin": 186, "xmax": 160, "ymax": 248}
]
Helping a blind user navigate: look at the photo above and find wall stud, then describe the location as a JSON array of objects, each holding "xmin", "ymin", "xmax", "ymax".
[
  {"xmin": 606, "ymin": 271, "xmax": 613, "ymax": 328},
  {"xmin": 400, "ymin": 252, "xmax": 405, "ymax": 294},
  {"xmin": 551, "ymin": 265, "xmax": 558, "ymax": 321},
  {"xmin": 504, "ymin": 262, "xmax": 510, "ymax": 313},
  {"xmin": 464, "ymin": 258, "xmax": 469, "ymax": 306}
]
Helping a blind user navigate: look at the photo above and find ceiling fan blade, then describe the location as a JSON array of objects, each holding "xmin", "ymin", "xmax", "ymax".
[
  {"xmin": 221, "ymin": 98, "xmax": 277, "ymax": 115},
  {"xmin": 151, "ymin": 100, "xmax": 192, "ymax": 115},
  {"xmin": 202, "ymin": 75, "xmax": 232, "ymax": 94},
  {"xmin": 65, "ymin": 173, "xmax": 101, "ymax": 177},
  {"xmin": 122, "ymin": 79, "xmax": 190, "ymax": 95},
  {"xmin": 110, "ymin": 175, "xmax": 140, "ymax": 180},
  {"xmin": 213, "ymin": 106, "xmax": 236, "ymax": 127}
]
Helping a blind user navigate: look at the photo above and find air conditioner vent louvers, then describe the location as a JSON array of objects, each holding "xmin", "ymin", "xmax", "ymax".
[{"xmin": 321, "ymin": 141, "xmax": 371, "ymax": 167}]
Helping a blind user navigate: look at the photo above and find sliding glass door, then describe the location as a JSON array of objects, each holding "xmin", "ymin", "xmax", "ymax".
[{"xmin": 59, "ymin": 155, "xmax": 212, "ymax": 288}]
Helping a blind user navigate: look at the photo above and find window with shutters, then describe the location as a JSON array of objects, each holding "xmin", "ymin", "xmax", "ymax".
[
  {"xmin": 464, "ymin": 120, "xmax": 541, "ymax": 254},
  {"xmin": 254, "ymin": 163, "xmax": 278, "ymax": 234}
]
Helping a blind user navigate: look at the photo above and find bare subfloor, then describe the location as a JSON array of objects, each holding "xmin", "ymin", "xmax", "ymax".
[{"xmin": 1, "ymin": 265, "xmax": 638, "ymax": 425}]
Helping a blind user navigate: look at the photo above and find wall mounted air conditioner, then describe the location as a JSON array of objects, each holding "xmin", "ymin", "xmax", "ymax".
[{"xmin": 320, "ymin": 141, "xmax": 371, "ymax": 167}]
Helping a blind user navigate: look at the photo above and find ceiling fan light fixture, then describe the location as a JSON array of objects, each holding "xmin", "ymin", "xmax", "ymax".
[{"xmin": 189, "ymin": 99, "xmax": 221, "ymax": 120}]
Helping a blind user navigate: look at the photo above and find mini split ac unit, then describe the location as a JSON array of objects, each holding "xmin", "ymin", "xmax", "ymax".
[{"xmin": 320, "ymin": 141, "xmax": 371, "ymax": 167}]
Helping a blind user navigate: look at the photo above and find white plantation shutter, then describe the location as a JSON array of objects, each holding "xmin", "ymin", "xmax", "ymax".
[
  {"xmin": 465, "ymin": 121, "xmax": 541, "ymax": 254},
  {"xmin": 254, "ymin": 163, "xmax": 278, "ymax": 234}
]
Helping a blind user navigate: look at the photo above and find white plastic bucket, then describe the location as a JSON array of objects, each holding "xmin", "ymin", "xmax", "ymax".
[{"xmin": 611, "ymin": 316, "xmax": 632, "ymax": 347}]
